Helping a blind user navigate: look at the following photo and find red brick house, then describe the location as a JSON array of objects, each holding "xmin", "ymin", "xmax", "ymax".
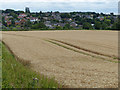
[{"xmin": 6, "ymin": 21, "xmax": 11, "ymax": 26}]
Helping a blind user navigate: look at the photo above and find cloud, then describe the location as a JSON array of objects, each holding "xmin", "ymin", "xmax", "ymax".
[
  {"xmin": 0, "ymin": 0, "xmax": 117, "ymax": 2},
  {"xmin": 0, "ymin": 0, "xmax": 118, "ymax": 14}
]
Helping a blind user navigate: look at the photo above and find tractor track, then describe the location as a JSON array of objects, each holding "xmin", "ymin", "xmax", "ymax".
[{"xmin": 47, "ymin": 38, "xmax": 119, "ymax": 61}]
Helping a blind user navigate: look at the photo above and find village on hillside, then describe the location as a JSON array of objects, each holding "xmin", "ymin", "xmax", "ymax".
[{"xmin": 0, "ymin": 7, "xmax": 119, "ymax": 30}]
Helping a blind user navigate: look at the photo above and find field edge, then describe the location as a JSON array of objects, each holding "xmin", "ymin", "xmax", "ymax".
[{"xmin": 2, "ymin": 42, "xmax": 62, "ymax": 88}]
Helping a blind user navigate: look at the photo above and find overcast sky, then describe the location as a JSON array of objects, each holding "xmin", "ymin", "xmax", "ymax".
[{"xmin": 0, "ymin": 0, "xmax": 119, "ymax": 14}]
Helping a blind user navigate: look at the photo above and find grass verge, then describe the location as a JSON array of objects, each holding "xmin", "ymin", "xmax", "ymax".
[
  {"xmin": 0, "ymin": 42, "xmax": 2, "ymax": 89},
  {"xmin": 2, "ymin": 42, "xmax": 60, "ymax": 88}
]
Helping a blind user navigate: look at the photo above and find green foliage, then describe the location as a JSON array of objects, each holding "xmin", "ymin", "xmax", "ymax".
[
  {"xmin": 55, "ymin": 26, "xmax": 63, "ymax": 30},
  {"xmin": 111, "ymin": 22, "xmax": 117, "ymax": 30},
  {"xmin": 1, "ymin": 9, "xmax": 118, "ymax": 30},
  {"xmin": 2, "ymin": 43, "xmax": 60, "ymax": 88},
  {"xmin": 63, "ymin": 24, "xmax": 70, "ymax": 30},
  {"xmin": 0, "ymin": 42, "xmax": 2, "ymax": 89},
  {"xmin": 11, "ymin": 20, "xmax": 15, "ymax": 26},
  {"xmin": 15, "ymin": 11, "xmax": 24, "ymax": 14},
  {"xmin": 10, "ymin": 13, "xmax": 18, "ymax": 19},
  {"xmin": 94, "ymin": 21, "xmax": 101, "ymax": 30},
  {"xmin": 31, "ymin": 22, "xmax": 47, "ymax": 29},
  {"xmin": 52, "ymin": 19, "xmax": 59, "ymax": 23},
  {"xmin": 101, "ymin": 22, "xmax": 108, "ymax": 30},
  {"xmin": 2, "ymin": 17, "xmax": 7, "ymax": 27},
  {"xmin": 4, "ymin": 9, "xmax": 15, "ymax": 13},
  {"xmin": 117, "ymin": 18, "xmax": 120, "ymax": 30},
  {"xmin": 104, "ymin": 19, "xmax": 111, "ymax": 25},
  {"xmin": 83, "ymin": 22, "xmax": 92, "ymax": 29},
  {"xmin": 60, "ymin": 13, "xmax": 71, "ymax": 18},
  {"xmin": 12, "ymin": 28, "xmax": 17, "ymax": 31},
  {"xmin": 24, "ymin": 20, "xmax": 31, "ymax": 27},
  {"xmin": 111, "ymin": 18, "xmax": 120, "ymax": 30}
]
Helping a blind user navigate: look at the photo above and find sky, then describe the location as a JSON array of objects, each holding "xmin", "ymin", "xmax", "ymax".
[{"xmin": 0, "ymin": 0, "xmax": 119, "ymax": 14}]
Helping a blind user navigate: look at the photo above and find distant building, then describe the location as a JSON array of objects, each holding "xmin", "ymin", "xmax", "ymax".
[
  {"xmin": 15, "ymin": 21, "xmax": 20, "ymax": 25},
  {"xmin": 18, "ymin": 13, "xmax": 27, "ymax": 18},
  {"xmin": 30, "ymin": 17, "xmax": 39, "ymax": 22},
  {"xmin": 20, "ymin": 19, "xmax": 27, "ymax": 24},
  {"xmin": 70, "ymin": 22, "xmax": 78, "ymax": 27},
  {"xmin": 25, "ymin": 7, "xmax": 30, "ymax": 13},
  {"xmin": 97, "ymin": 16, "xmax": 104, "ymax": 21},
  {"xmin": 57, "ymin": 23, "xmax": 66, "ymax": 27},
  {"xmin": 0, "ymin": 23, "xmax": 2, "ymax": 27},
  {"xmin": 6, "ymin": 21, "xmax": 11, "ymax": 26}
]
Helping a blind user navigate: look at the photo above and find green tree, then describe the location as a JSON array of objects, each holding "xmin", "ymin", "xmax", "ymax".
[
  {"xmin": 112, "ymin": 18, "xmax": 120, "ymax": 30},
  {"xmin": 5, "ymin": 9, "xmax": 14, "ymax": 13},
  {"xmin": 117, "ymin": 18, "xmax": 120, "ymax": 30},
  {"xmin": 63, "ymin": 24, "xmax": 70, "ymax": 30},
  {"xmin": 15, "ymin": 11, "xmax": 24, "ymax": 14},
  {"xmin": 24, "ymin": 20, "xmax": 31, "ymax": 27},
  {"xmin": 31, "ymin": 22, "xmax": 47, "ymax": 29},
  {"xmin": 101, "ymin": 22, "xmax": 108, "ymax": 30},
  {"xmin": 83, "ymin": 22, "xmax": 92, "ymax": 29},
  {"xmin": 10, "ymin": 13, "xmax": 18, "ymax": 19},
  {"xmin": 111, "ymin": 22, "xmax": 117, "ymax": 30},
  {"xmin": 94, "ymin": 21, "xmax": 101, "ymax": 30},
  {"xmin": 2, "ymin": 17, "xmax": 7, "ymax": 27},
  {"xmin": 11, "ymin": 20, "xmax": 15, "ymax": 26},
  {"xmin": 55, "ymin": 26, "xmax": 63, "ymax": 30},
  {"xmin": 60, "ymin": 13, "xmax": 71, "ymax": 18},
  {"xmin": 104, "ymin": 19, "xmax": 111, "ymax": 26}
]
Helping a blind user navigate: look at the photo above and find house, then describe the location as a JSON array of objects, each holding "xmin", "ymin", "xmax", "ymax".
[
  {"xmin": 45, "ymin": 24, "xmax": 54, "ymax": 29},
  {"xmin": 5, "ymin": 16, "xmax": 9, "ymax": 20},
  {"xmin": 44, "ymin": 21, "xmax": 51, "ymax": 25},
  {"xmin": 66, "ymin": 18, "xmax": 72, "ymax": 22},
  {"xmin": 45, "ymin": 12, "xmax": 51, "ymax": 16},
  {"xmin": 72, "ymin": 14, "xmax": 82, "ymax": 17},
  {"xmin": 15, "ymin": 21, "xmax": 20, "ymax": 25},
  {"xmin": 97, "ymin": 16, "xmax": 104, "ymax": 21},
  {"xmin": 19, "ymin": 13, "xmax": 27, "ymax": 17},
  {"xmin": 18, "ymin": 13, "xmax": 27, "ymax": 19},
  {"xmin": 2, "ymin": 13, "xmax": 9, "ymax": 16},
  {"xmin": 86, "ymin": 15, "xmax": 93, "ymax": 19},
  {"xmin": 100, "ymin": 18, "xmax": 104, "ymax": 21},
  {"xmin": 57, "ymin": 23, "xmax": 66, "ymax": 27},
  {"xmin": 44, "ymin": 21, "xmax": 53, "ymax": 28},
  {"xmin": 6, "ymin": 21, "xmax": 11, "ymax": 26},
  {"xmin": 52, "ymin": 13, "xmax": 62, "ymax": 21},
  {"xmin": 0, "ymin": 23, "xmax": 2, "ymax": 27},
  {"xmin": 30, "ymin": 17, "xmax": 39, "ymax": 22},
  {"xmin": 52, "ymin": 23, "xmax": 66, "ymax": 27},
  {"xmin": 43, "ymin": 17, "xmax": 48, "ymax": 20},
  {"xmin": 4, "ymin": 16, "xmax": 13, "ymax": 20},
  {"xmin": 26, "ymin": 17, "xmax": 30, "ymax": 19},
  {"xmin": 47, "ymin": 17, "xmax": 53, "ymax": 20},
  {"xmin": 70, "ymin": 22, "xmax": 78, "ymax": 27},
  {"xmin": 20, "ymin": 19, "xmax": 27, "ymax": 24},
  {"xmin": 72, "ymin": 15, "xmax": 76, "ymax": 17}
]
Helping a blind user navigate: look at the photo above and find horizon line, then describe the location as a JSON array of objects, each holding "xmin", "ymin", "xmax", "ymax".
[{"xmin": 1, "ymin": 8, "xmax": 117, "ymax": 15}]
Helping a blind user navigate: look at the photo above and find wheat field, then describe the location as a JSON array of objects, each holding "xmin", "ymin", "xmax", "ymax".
[{"xmin": 2, "ymin": 30, "xmax": 118, "ymax": 88}]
